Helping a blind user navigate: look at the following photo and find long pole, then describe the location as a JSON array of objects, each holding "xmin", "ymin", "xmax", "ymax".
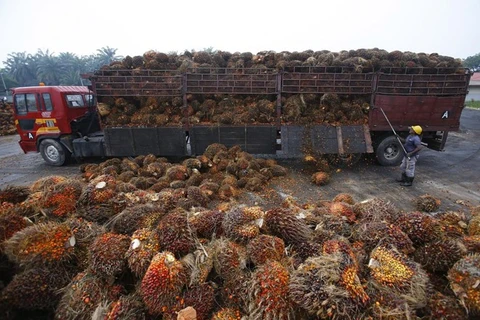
[{"xmin": 378, "ymin": 106, "xmax": 410, "ymax": 160}]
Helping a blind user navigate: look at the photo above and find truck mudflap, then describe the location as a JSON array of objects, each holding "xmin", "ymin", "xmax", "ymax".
[
  {"xmin": 104, "ymin": 127, "xmax": 187, "ymax": 157},
  {"xmin": 189, "ymin": 125, "xmax": 277, "ymax": 155},
  {"xmin": 279, "ymin": 124, "xmax": 373, "ymax": 157}
]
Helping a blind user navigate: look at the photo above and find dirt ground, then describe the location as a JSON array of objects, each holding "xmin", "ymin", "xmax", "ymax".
[{"xmin": 1, "ymin": 108, "xmax": 479, "ymax": 214}]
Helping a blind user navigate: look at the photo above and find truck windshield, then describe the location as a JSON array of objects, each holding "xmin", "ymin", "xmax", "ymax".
[
  {"xmin": 85, "ymin": 94, "xmax": 96, "ymax": 106},
  {"xmin": 65, "ymin": 94, "xmax": 85, "ymax": 108},
  {"xmin": 14, "ymin": 93, "xmax": 37, "ymax": 115}
]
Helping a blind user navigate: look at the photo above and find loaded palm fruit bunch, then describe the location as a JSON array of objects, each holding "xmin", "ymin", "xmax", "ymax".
[
  {"xmin": 0, "ymin": 102, "xmax": 16, "ymax": 136},
  {"xmin": 448, "ymin": 253, "xmax": 480, "ymax": 315}
]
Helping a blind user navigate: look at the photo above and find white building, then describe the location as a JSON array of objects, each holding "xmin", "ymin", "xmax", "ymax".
[{"xmin": 467, "ymin": 73, "xmax": 480, "ymax": 101}]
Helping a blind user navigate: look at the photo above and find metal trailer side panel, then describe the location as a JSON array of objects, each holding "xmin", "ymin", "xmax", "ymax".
[
  {"xmin": 189, "ymin": 125, "xmax": 277, "ymax": 155},
  {"xmin": 104, "ymin": 127, "xmax": 187, "ymax": 157}
]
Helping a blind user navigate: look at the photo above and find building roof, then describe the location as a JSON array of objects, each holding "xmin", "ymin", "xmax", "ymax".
[{"xmin": 471, "ymin": 73, "xmax": 480, "ymax": 81}]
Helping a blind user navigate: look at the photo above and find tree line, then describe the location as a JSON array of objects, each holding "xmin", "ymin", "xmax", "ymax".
[{"xmin": 0, "ymin": 47, "xmax": 122, "ymax": 95}]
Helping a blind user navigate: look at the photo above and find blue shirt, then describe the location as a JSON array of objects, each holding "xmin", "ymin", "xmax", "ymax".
[{"xmin": 404, "ymin": 134, "xmax": 421, "ymax": 154}]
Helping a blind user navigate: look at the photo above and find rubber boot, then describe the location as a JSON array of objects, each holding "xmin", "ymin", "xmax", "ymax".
[
  {"xmin": 401, "ymin": 176, "xmax": 414, "ymax": 187},
  {"xmin": 396, "ymin": 172, "xmax": 407, "ymax": 182}
]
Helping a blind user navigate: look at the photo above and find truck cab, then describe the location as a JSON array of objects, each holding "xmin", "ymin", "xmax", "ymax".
[{"xmin": 12, "ymin": 86, "xmax": 100, "ymax": 166}]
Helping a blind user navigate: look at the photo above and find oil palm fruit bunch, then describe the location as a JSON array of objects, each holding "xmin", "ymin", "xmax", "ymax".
[
  {"xmin": 353, "ymin": 198, "xmax": 398, "ymax": 223},
  {"xmin": 222, "ymin": 205, "xmax": 264, "ymax": 243},
  {"xmin": 448, "ymin": 253, "xmax": 480, "ymax": 315},
  {"xmin": 41, "ymin": 180, "xmax": 83, "ymax": 219},
  {"xmin": 263, "ymin": 207, "xmax": 312, "ymax": 245},
  {"xmin": 414, "ymin": 194, "xmax": 441, "ymax": 212},
  {"xmin": 246, "ymin": 234, "xmax": 285, "ymax": 266},
  {"xmin": 155, "ymin": 208, "xmax": 196, "ymax": 257},
  {"xmin": 125, "ymin": 228, "xmax": 160, "ymax": 278},
  {"xmin": 0, "ymin": 185, "xmax": 30, "ymax": 204},
  {"xmin": 88, "ymin": 232, "xmax": 130, "ymax": 278}
]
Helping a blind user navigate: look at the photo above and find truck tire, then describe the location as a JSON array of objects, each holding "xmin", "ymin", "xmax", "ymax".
[
  {"xmin": 376, "ymin": 135, "xmax": 403, "ymax": 166},
  {"xmin": 39, "ymin": 139, "xmax": 69, "ymax": 166}
]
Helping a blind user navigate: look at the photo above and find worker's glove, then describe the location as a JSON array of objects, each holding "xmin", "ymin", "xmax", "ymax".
[{"xmin": 406, "ymin": 152, "xmax": 413, "ymax": 158}]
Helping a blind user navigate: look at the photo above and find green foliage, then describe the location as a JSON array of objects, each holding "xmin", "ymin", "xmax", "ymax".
[
  {"xmin": 1, "ymin": 47, "xmax": 123, "ymax": 88},
  {"xmin": 463, "ymin": 53, "xmax": 480, "ymax": 71},
  {"xmin": 466, "ymin": 100, "xmax": 480, "ymax": 109}
]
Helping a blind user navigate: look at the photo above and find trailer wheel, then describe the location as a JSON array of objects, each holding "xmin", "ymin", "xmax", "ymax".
[
  {"xmin": 376, "ymin": 135, "xmax": 403, "ymax": 166},
  {"xmin": 39, "ymin": 139, "xmax": 69, "ymax": 166}
]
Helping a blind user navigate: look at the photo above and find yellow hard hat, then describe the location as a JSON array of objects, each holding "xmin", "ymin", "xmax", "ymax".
[{"xmin": 410, "ymin": 125, "xmax": 422, "ymax": 135}]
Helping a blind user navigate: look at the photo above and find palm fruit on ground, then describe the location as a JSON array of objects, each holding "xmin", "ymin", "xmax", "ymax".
[
  {"xmin": 353, "ymin": 198, "xmax": 399, "ymax": 223},
  {"xmin": 368, "ymin": 245, "xmax": 429, "ymax": 310},
  {"xmin": 100, "ymin": 293, "xmax": 146, "ymax": 320},
  {"xmin": 78, "ymin": 174, "xmax": 117, "ymax": 206},
  {"xmin": 41, "ymin": 180, "xmax": 83, "ymax": 219},
  {"xmin": 181, "ymin": 244, "xmax": 214, "ymax": 286},
  {"xmin": 155, "ymin": 208, "xmax": 196, "ymax": 257},
  {"xmin": 247, "ymin": 260, "xmax": 293, "ymax": 319},
  {"xmin": 333, "ymin": 192, "xmax": 355, "ymax": 205},
  {"xmin": 140, "ymin": 251, "xmax": 187, "ymax": 316},
  {"xmin": 414, "ymin": 194, "xmax": 441, "ymax": 212},
  {"xmin": 447, "ymin": 253, "xmax": 480, "ymax": 315},
  {"xmin": 395, "ymin": 211, "xmax": 442, "ymax": 245},
  {"xmin": 0, "ymin": 266, "xmax": 74, "ymax": 311},
  {"xmin": 166, "ymin": 165, "xmax": 189, "ymax": 182},
  {"xmin": 188, "ymin": 209, "xmax": 225, "ymax": 239},
  {"xmin": 469, "ymin": 213, "xmax": 480, "ymax": 236},
  {"xmin": 222, "ymin": 205, "xmax": 263, "ymax": 243},
  {"xmin": 126, "ymin": 228, "xmax": 160, "ymax": 278},
  {"xmin": 313, "ymin": 212, "xmax": 354, "ymax": 239},
  {"xmin": 437, "ymin": 211, "xmax": 468, "ymax": 239},
  {"xmin": 0, "ymin": 186, "xmax": 30, "ymax": 204},
  {"xmin": 170, "ymin": 283, "xmax": 215, "ymax": 320},
  {"xmin": 204, "ymin": 143, "xmax": 228, "ymax": 160},
  {"xmin": 186, "ymin": 186, "xmax": 210, "ymax": 208},
  {"xmin": 30, "ymin": 175, "xmax": 67, "ymax": 193},
  {"xmin": 424, "ymin": 291, "xmax": 467, "ymax": 319},
  {"xmin": 352, "ymin": 221, "xmax": 414, "ymax": 255},
  {"xmin": 328, "ymin": 201, "xmax": 357, "ymax": 223},
  {"xmin": 89, "ymin": 232, "xmax": 130, "ymax": 278},
  {"xmin": 55, "ymin": 271, "xmax": 123, "ymax": 320},
  {"xmin": 413, "ymin": 238, "xmax": 465, "ymax": 273},
  {"xmin": 463, "ymin": 235, "xmax": 480, "ymax": 253},
  {"xmin": 289, "ymin": 252, "xmax": 367, "ymax": 319},
  {"xmin": 211, "ymin": 307, "xmax": 243, "ymax": 320},
  {"xmin": 263, "ymin": 207, "xmax": 312, "ymax": 245},
  {"xmin": 212, "ymin": 238, "xmax": 247, "ymax": 281},
  {"xmin": 364, "ymin": 280, "xmax": 416, "ymax": 320},
  {"xmin": 247, "ymin": 234, "xmax": 285, "ymax": 266},
  {"xmin": 0, "ymin": 210, "xmax": 27, "ymax": 251},
  {"xmin": 4, "ymin": 222, "xmax": 76, "ymax": 267},
  {"xmin": 310, "ymin": 171, "xmax": 330, "ymax": 186},
  {"xmin": 107, "ymin": 203, "xmax": 164, "ymax": 235}
]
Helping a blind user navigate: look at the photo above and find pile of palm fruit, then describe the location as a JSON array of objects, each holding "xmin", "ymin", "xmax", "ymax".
[
  {"xmin": 96, "ymin": 48, "xmax": 463, "ymax": 128},
  {"xmin": 1, "ymin": 146, "xmax": 480, "ymax": 319},
  {"xmin": 0, "ymin": 103, "xmax": 15, "ymax": 136}
]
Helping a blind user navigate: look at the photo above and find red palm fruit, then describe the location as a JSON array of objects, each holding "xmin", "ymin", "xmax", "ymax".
[
  {"xmin": 166, "ymin": 165, "xmax": 188, "ymax": 181},
  {"xmin": 76, "ymin": 202, "xmax": 119, "ymax": 224},
  {"xmin": 14, "ymin": 191, "xmax": 43, "ymax": 217},
  {"xmin": 0, "ymin": 210, "xmax": 27, "ymax": 250},
  {"xmin": 107, "ymin": 203, "xmax": 165, "ymax": 235},
  {"xmin": 311, "ymin": 171, "xmax": 330, "ymax": 185},
  {"xmin": 4, "ymin": 222, "xmax": 75, "ymax": 267},
  {"xmin": 140, "ymin": 251, "xmax": 187, "ymax": 315},
  {"xmin": 0, "ymin": 186, "xmax": 30, "ymax": 204},
  {"xmin": 368, "ymin": 245, "xmax": 429, "ymax": 310},
  {"xmin": 30, "ymin": 175, "xmax": 67, "ymax": 192},
  {"xmin": 171, "ymin": 283, "xmax": 215, "ymax": 320},
  {"xmin": 102, "ymin": 294, "xmax": 146, "ymax": 320},
  {"xmin": 89, "ymin": 232, "xmax": 130, "ymax": 278},
  {"xmin": 55, "ymin": 271, "xmax": 123, "ymax": 320},
  {"xmin": 437, "ymin": 211, "xmax": 468, "ymax": 238},
  {"xmin": 448, "ymin": 253, "xmax": 480, "ymax": 314},
  {"xmin": 211, "ymin": 308, "xmax": 242, "ymax": 320},
  {"xmin": 463, "ymin": 235, "xmax": 480, "ymax": 253},
  {"xmin": 78, "ymin": 174, "xmax": 117, "ymax": 206},
  {"xmin": 42, "ymin": 180, "xmax": 83, "ymax": 218},
  {"xmin": 212, "ymin": 238, "xmax": 247, "ymax": 281},
  {"xmin": 353, "ymin": 198, "xmax": 399, "ymax": 223},
  {"xmin": 289, "ymin": 253, "xmax": 366, "ymax": 319},
  {"xmin": 218, "ymin": 184, "xmax": 239, "ymax": 200},
  {"xmin": 333, "ymin": 193, "xmax": 355, "ymax": 205},
  {"xmin": 186, "ymin": 186, "xmax": 210, "ymax": 207},
  {"xmin": 264, "ymin": 207, "xmax": 312, "ymax": 245},
  {"xmin": 1, "ymin": 266, "xmax": 73, "ymax": 310},
  {"xmin": 425, "ymin": 291, "xmax": 467, "ymax": 319},
  {"xmin": 247, "ymin": 234, "xmax": 285, "ymax": 266},
  {"xmin": 414, "ymin": 194, "xmax": 441, "ymax": 212},
  {"xmin": 188, "ymin": 209, "xmax": 225, "ymax": 239},
  {"xmin": 413, "ymin": 238, "xmax": 465, "ymax": 272},
  {"xmin": 204, "ymin": 143, "xmax": 228, "ymax": 160},
  {"xmin": 222, "ymin": 205, "xmax": 263, "ymax": 243},
  {"xmin": 329, "ymin": 202, "xmax": 356, "ymax": 223},
  {"xmin": 126, "ymin": 228, "xmax": 160, "ymax": 278},
  {"xmin": 469, "ymin": 214, "xmax": 480, "ymax": 236},
  {"xmin": 247, "ymin": 260, "xmax": 293, "ymax": 319},
  {"xmin": 395, "ymin": 211, "xmax": 443, "ymax": 245},
  {"xmin": 156, "ymin": 209, "xmax": 195, "ymax": 257},
  {"xmin": 353, "ymin": 221, "xmax": 414, "ymax": 255}
]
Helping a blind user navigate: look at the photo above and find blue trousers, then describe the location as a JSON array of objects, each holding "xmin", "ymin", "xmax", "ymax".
[{"xmin": 400, "ymin": 155, "xmax": 419, "ymax": 178}]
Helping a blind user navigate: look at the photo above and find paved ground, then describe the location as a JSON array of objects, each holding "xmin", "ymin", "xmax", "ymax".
[{"xmin": 1, "ymin": 108, "xmax": 479, "ymax": 213}]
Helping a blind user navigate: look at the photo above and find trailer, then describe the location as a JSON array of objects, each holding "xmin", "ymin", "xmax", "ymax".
[{"xmin": 11, "ymin": 65, "xmax": 471, "ymax": 166}]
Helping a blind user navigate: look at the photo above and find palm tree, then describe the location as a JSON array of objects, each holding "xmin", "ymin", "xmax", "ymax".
[
  {"xmin": 36, "ymin": 49, "xmax": 61, "ymax": 85},
  {"xmin": 95, "ymin": 46, "xmax": 123, "ymax": 68},
  {"xmin": 3, "ymin": 52, "xmax": 38, "ymax": 86}
]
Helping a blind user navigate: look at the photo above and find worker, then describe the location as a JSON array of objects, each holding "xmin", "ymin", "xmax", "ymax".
[{"xmin": 396, "ymin": 125, "xmax": 423, "ymax": 187}]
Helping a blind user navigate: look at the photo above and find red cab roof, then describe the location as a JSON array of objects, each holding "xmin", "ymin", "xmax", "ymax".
[
  {"xmin": 11, "ymin": 86, "xmax": 90, "ymax": 94},
  {"xmin": 471, "ymin": 73, "xmax": 480, "ymax": 81}
]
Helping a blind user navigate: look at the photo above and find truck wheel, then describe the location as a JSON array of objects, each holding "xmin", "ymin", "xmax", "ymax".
[
  {"xmin": 376, "ymin": 135, "xmax": 403, "ymax": 166},
  {"xmin": 39, "ymin": 139, "xmax": 69, "ymax": 166}
]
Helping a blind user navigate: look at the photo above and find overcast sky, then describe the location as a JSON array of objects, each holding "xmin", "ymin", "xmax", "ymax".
[{"xmin": 0, "ymin": 0, "xmax": 479, "ymax": 68}]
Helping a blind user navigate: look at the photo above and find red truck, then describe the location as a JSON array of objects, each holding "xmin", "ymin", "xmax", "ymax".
[{"xmin": 11, "ymin": 66, "xmax": 471, "ymax": 166}]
